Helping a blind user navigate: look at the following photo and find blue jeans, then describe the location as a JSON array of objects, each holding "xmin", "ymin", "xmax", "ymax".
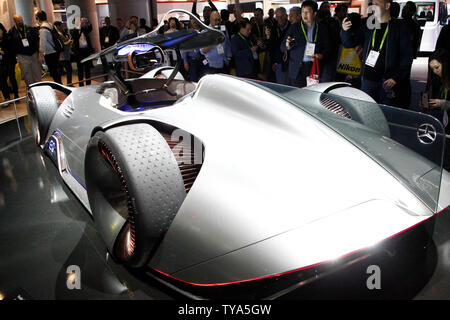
[{"xmin": 361, "ymin": 79, "xmax": 393, "ymax": 106}]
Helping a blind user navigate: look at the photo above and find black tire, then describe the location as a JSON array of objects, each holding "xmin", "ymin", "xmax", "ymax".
[
  {"xmin": 85, "ymin": 123, "xmax": 186, "ymax": 267},
  {"xmin": 27, "ymin": 86, "xmax": 59, "ymax": 145},
  {"xmin": 324, "ymin": 87, "xmax": 391, "ymax": 137}
]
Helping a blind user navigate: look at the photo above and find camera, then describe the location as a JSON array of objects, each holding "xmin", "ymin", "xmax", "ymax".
[
  {"xmin": 288, "ymin": 37, "xmax": 296, "ymax": 48},
  {"xmin": 346, "ymin": 12, "xmax": 362, "ymax": 32},
  {"xmin": 421, "ymin": 92, "xmax": 429, "ymax": 109}
]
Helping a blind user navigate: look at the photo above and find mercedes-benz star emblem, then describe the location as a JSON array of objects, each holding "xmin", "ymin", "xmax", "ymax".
[{"xmin": 417, "ymin": 124, "xmax": 437, "ymax": 144}]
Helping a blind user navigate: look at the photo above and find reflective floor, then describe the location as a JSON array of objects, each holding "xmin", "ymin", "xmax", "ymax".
[
  {"xmin": 0, "ymin": 117, "xmax": 450, "ymax": 300},
  {"xmin": 0, "ymin": 118, "xmax": 180, "ymax": 300}
]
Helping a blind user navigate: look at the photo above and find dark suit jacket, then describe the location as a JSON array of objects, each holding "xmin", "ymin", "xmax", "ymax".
[
  {"xmin": 251, "ymin": 23, "xmax": 265, "ymax": 40},
  {"xmin": 436, "ymin": 24, "xmax": 450, "ymax": 54},
  {"xmin": 0, "ymin": 30, "xmax": 17, "ymax": 65},
  {"xmin": 8, "ymin": 24, "xmax": 39, "ymax": 56},
  {"xmin": 99, "ymin": 25, "xmax": 120, "ymax": 49},
  {"xmin": 231, "ymin": 33, "xmax": 257, "ymax": 77},
  {"xmin": 70, "ymin": 24, "xmax": 94, "ymax": 62},
  {"xmin": 340, "ymin": 18, "xmax": 413, "ymax": 83},
  {"xmin": 281, "ymin": 21, "xmax": 331, "ymax": 80},
  {"xmin": 267, "ymin": 21, "xmax": 290, "ymax": 67}
]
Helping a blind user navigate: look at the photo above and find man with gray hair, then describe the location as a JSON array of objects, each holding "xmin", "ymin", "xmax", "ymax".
[
  {"xmin": 201, "ymin": 11, "xmax": 232, "ymax": 74},
  {"xmin": 288, "ymin": 6, "xmax": 302, "ymax": 25},
  {"xmin": 8, "ymin": 14, "xmax": 41, "ymax": 87},
  {"xmin": 266, "ymin": 7, "xmax": 291, "ymax": 84}
]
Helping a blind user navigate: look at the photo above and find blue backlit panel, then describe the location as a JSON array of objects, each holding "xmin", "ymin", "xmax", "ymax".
[{"xmin": 117, "ymin": 43, "xmax": 155, "ymax": 56}]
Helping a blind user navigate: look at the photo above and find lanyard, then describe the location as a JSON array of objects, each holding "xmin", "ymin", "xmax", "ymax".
[
  {"xmin": 371, "ymin": 23, "xmax": 389, "ymax": 52},
  {"xmin": 15, "ymin": 25, "xmax": 27, "ymax": 39},
  {"xmin": 256, "ymin": 24, "xmax": 262, "ymax": 38},
  {"xmin": 238, "ymin": 32, "xmax": 253, "ymax": 48},
  {"xmin": 300, "ymin": 21, "xmax": 318, "ymax": 43}
]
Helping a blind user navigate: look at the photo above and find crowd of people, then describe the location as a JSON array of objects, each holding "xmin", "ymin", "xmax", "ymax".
[
  {"xmin": 177, "ymin": 0, "xmax": 450, "ymax": 158},
  {"xmin": 173, "ymin": 0, "xmax": 448, "ymax": 112},
  {"xmin": 0, "ymin": 10, "xmax": 158, "ymax": 107}
]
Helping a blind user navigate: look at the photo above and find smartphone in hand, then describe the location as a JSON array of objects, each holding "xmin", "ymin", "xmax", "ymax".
[{"xmin": 421, "ymin": 92, "xmax": 429, "ymax": 109}]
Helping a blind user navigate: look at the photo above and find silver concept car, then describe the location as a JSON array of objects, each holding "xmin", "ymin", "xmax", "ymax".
[{"xmin": 27, "ymin": 10, "xmax": 450, "ymax": 299}]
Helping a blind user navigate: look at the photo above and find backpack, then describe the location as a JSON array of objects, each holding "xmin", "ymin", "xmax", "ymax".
[{"xmin": 42, "ymin": 26, "xmax": 63, "ymax": 53}]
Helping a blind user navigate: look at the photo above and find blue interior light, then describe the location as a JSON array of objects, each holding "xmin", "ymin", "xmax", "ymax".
[{"xmin": 117, "ymin": 43, "xmax": 155, "ymax": 56}]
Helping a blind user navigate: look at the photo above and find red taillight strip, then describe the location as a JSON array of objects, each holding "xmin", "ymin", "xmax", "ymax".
[{"xmin": 149, "ymin": 206, "xmax": 449, "ymax": 287}]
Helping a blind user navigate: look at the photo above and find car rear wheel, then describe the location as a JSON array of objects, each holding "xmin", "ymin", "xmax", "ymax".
[
  {"xmin": 84, "ymin": 123, "xmax": 186, "ymax": 267},
  {"xmin": 27, "ymin": 86, "xmax": 59, "ymax": 145}
]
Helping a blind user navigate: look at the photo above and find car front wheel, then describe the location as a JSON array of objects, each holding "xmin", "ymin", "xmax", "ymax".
[{"xmin": 84, "ymin": 123, "xmax": 186, "ymax": 267}]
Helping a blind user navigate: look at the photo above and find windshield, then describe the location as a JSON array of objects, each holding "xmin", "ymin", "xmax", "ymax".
[
  {"xmin": 82, "ymin": 10, "xmax": 225, "ymax": 64},
  {"xmin": 247, "ymin": 80, "xmax": 445, "ymax": 213}
]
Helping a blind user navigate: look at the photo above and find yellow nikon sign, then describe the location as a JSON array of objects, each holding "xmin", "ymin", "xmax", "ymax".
[{"xmin": 336, "ymin": 47, "xmax": 362, "ymax": 76}]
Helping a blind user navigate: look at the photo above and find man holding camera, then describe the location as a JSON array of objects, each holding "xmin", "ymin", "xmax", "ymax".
[
  {"xmin": 252, "ymin": 8, "xmax": 271, "ymax": 80},
  {"xmin": 267, "ymin": 7, "xmax": 291, "ymax": 84},
  {"xmin": 200, "ymin": 11, "xmax": 232, "ymax": 75},
  {"xmin": 281, "ymin": 1, "xmax": 331, "ymax": 88},
  {"xmin": 341, "ymin": 0, "xmax": 412, "ymax": 106},
  {"xmin": 231, "ymin": 20, "xmax": 259, "ymax": 79}
]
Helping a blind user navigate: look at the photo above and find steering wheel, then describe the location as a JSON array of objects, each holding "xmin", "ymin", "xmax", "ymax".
[{"xmin": 127, "ymin": 45, "xmax": 165, "ymax": 72}]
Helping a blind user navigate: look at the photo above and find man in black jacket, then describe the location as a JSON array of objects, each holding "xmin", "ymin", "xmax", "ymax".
[
  {"xmin": 70, "ymin": 17, "xmax": 94, "ymax": 86},
  {"xmin": 267, "ymin": 7, "xmax": 290, "ymax": 84},
  {"xmin": 341, "ymin": 0, "xmax": 413, "ymax": 105},
  {"xmin": 99, "ymin": 17, "xmax": 120, "ymax": 50},
  {"xmin": 252, "ymin": 8, "xmax": 270, "ymax": 80},
  {"xmin": 252, "ymin": 8, "xmax": 265, "ymax": 41},
  {"xmin": 318, "ymin": 2, "xmax": 341, "ymax": 82},
  {"xmin": 99, "ymin": 16, "xmax": 120, "ymax": 81},
  {"xmin": 0, "ymin": 23, "xmax": 19, "ymax": 102},
  {"xmin": 281, "ymin": 1, "xmax": 332, "ymax": 88},
  {"xmin": 231, "ymin": 20, "xmax": 259, "ymax": 79},
  {"xmin": 392, "ymin": 1, "xmax": 421, "ymax": 108},
  {"xmin": 8, "ymin": 14, "xmax": 41, "ymax": 87},
  {"xmin": 436, "ymin": 24, "xmax": 450, "ymax": 54},
  {"xmin": 265, "ymin": 8, "xmax": 277, "ymax": 29}
]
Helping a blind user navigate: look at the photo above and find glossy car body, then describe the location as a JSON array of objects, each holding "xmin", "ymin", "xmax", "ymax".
[{"xmin": 26, "ymin": 10, "xmax": 450, "ymax": 299}]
